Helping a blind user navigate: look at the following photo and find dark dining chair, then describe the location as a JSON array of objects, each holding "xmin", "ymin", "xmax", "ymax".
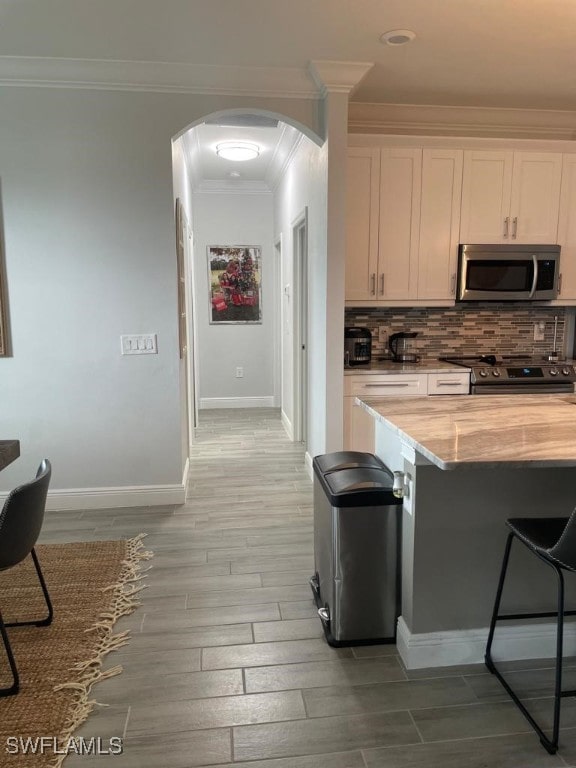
[
  {"xmin": 485, "ymin": 511, "xmax": 576, "ymax": 754},
  {"xmin": 0, "ymin": 459, "xmax": 52, "ymax": 696}
]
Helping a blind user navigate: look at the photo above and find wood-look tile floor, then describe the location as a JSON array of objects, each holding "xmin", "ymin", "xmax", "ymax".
[{"xmin": 38, "ymin": 409, "xmax": 576, "ymax": 766}]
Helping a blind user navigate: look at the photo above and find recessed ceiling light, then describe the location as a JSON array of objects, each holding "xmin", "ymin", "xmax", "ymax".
[
  {"xmin": 216, "ymin": 141, "xmax": 260, "ymax": 161},
  {"xmin": 380, "ymin": 29, "xmax": 416, "ymax": 46}
]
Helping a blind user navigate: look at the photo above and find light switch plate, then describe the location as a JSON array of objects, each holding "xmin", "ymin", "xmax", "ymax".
[{"xmin": 121, "ymin": 334, "xmax": 158, "ymax": 355}]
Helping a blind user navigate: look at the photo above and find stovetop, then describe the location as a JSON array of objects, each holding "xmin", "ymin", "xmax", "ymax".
[{"xmin": 439, "ymin": 354, "xmax": 576, "ymax": 385}]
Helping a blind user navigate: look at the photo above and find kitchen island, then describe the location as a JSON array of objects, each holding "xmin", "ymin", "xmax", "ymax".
[{"xmin": 357, "ymin": 394, "xmax": 576, "ymax": 669}]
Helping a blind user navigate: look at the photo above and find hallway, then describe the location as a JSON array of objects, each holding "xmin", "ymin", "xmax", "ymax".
[{"xmin": 40, "ymin": 409, "xmax": 576, "ymax": 766}]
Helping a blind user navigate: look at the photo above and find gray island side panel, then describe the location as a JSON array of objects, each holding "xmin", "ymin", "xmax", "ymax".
[{"xmin": 369, "ymin": 400, "xmax": 576, "ymax": 637}]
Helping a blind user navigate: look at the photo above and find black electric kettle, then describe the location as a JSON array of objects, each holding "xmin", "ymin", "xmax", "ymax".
[{"xmin": 389, "ymin": 332, "xmax": 420, "ymax": 363}]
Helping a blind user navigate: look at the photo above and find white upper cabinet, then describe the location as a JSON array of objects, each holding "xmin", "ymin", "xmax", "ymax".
[
  {"xmin": 418, "ymin": 149, "xmax": 463, "ymax": 301},
  {"xmin": 346, "ymin": 148, "xmax": 380, "ymax": 301},
  {"xmin": 346, "ymin": 142, "xmax": 567, "ymax": 306},
  {"xmin": 511, "ymin": 153, "xmax": 562, "ymax": 243},
  {"xmin": 460, "ymin": 151, "xmax": 513, "ymax": 243},
  {"xmin": 345, "ymin": 146, "xmax": 462, "ymax": 305},
  {"xmin": 556, "ymin": 155, "xmax": 576, "ymax": 303},
  {"xmin": 378, "ymin": 148, "xmax": 421, "ymax": 300},
  {"xmin": 460, "ymin": 150, "xmax": 562, "ymax": 244}
]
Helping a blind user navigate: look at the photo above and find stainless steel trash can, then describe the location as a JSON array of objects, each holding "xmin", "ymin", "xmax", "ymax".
[{"xmin": 311, "ymin": 451, "xmax": 403, "ymax": 646}]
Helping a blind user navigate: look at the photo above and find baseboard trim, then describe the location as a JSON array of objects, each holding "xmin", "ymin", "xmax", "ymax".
[
  {"xmin": 0, "ymin": 471, "xmax": 189, "ymax": 511},
  {"xmin": 42, "ymin": 483, "xmax": 186, "ymax": 511},
  {"xmin": 199, "ymin": 396, "xmax": 276, "ymax": 409},
  {"xmin": 281, "ymin": 409, "xmax": 294, "ymax": 441},
  {"xmin": 397, "ymin": 616, "xmax": 576, "ymax": 670},
  {"xmin": 304, "ymin": 451, "xmax": 313, "ymax": 480},
  {"xmin": 182, "ymin": 456, "xmax": 190, "ymax": 502}
]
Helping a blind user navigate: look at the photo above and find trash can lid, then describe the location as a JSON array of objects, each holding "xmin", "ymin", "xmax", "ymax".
[
  {"xmin": 320, "ymin": 466, "xmax": 402, "ymax": 508},
  {"xmin": 313, "ymin": 451, "xmax": 385, "ymax": 476}
]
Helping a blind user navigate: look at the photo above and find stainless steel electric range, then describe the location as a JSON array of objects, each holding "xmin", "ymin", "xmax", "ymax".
[{"xmin": 439, "ymin": 355, "xmax": 576, "ymax": 394}]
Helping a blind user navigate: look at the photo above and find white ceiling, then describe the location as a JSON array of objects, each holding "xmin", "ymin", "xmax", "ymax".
[
  {"xmin": 193, "ymin": 121, "xmax": 287, "ymax": 185},
  {"xmin": 1, "ymin": 0, "xmax": 576, "ymax": 111},
  {"xmin": 3, "ymin": 0, "xmax": 576, "ymax": 183}
]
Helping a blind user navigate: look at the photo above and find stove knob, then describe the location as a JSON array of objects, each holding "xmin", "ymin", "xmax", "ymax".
[
  {"xmin": 550, "ymin": 368, "xmax": 558, "ymax": 376},
  {"xmin": 492, "ymin": 369, "xmax": 501, "ymax": 377},
  {"xmin": 479, "ymin": 369, "xmax": 488, "ymax": 377},
  {"xmin": 562, "ymin": 368, "xmax": 571, "ymax": 375}
]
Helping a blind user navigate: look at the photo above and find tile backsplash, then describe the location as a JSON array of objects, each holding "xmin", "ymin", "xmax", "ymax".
[{"xmin": 345, "ymin": 305, "xmax": 567, "ymax": 360}]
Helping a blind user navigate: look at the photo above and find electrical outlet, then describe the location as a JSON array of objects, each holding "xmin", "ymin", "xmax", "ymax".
[
  {"xmin": 534, "ymin": 322, "xmax": 545, "ymax": 342},
  {"xmin": 378, "ymin": 326, "xmax": 387, "ymax": 344},
  {"xmin": 235, "ymin": 367, "xmax": 244, "ymax": 378}
]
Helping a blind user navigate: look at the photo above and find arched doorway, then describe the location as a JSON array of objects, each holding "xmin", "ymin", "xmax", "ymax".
[{"xmin": 172, "ymin": 109, "xmax": 323, "ymax": 460}]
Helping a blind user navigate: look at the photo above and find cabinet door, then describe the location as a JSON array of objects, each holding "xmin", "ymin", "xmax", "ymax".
[
  {"xmin": 556, "ymin": 155, "xmax": 576, "ymax": 301},
  {"xmin": 460, "ymin": 151, "xmax": 513, "ymax": 243},
  {"xmin": 510, "ymin": 152, "xmax": 562, "ymax": 243},
  {"xmin": 378, "ymin": 148, "xmax": 421, "ymax": 300},
  {"xmin": 345, "ymin": 397, "xmax": 376, "ymax": 452},
  {"xmin": 345, "ymin": 148, "xmax": 380, "ymax": 301},
  {"xmin": 418, "ymin": 149, "xmax": 463, "ymax": 300},
  {"xmin": 428, "ymin": 372, "xmax": 470, "ymax": 395}
]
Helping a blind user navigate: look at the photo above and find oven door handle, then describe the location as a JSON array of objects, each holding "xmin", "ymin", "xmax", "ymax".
[{"xmin": 529, "ymin": 255, "xmax": 538, "ymax": 298}]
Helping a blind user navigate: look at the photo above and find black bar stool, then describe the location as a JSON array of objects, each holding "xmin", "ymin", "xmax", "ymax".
[{"xmin": 485, "ymin": 513, "xmax": 576, "ymax": 754}]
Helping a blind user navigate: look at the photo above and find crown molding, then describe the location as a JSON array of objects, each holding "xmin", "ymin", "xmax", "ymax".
[
  {"xmin": 308, "ymin": 60, "xmax": 374, "ymax": 97},
  {"xmin": 0, "ymin": 56, "xmax": 320, "ymax": 98},
  {"xmin": 193, "ymin": 179, "xmax": 272, "ymax": 195},
  {"xmin": 349, "ymin": 101, "xmax": 576, "ymax": 140}
]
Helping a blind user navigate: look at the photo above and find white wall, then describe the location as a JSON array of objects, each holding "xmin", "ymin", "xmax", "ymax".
[
  {"xmin": 273, "ymin": 135, "xmax": 328, "ymax": 456},
  {"xmin": 192, "ymin": 192, "xmax": 276, "ymax": 408},
  {"xmin": 0, "ymin": 86, "xmax": 323, "ymax": 505}
]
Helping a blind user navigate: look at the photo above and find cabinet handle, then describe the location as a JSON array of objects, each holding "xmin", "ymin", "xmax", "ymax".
[
  {"xmin": 512, "ymin": 216, "xmax": 518, "ymax": 239},
  {"xmin": 370, "ymin": 273, "xmax": 376, "ymax": 295},
  {"xmin": 558, "ymin": 273, "xmax": 563, "ymax": 295},
  {"xmin": 363, "ymin": 382, "xmax": 411, "ymax": 388},
  {"xmin": 503, "ymin": 217, "xmax": 510, "ymax": 238},
  {"xmin": 435, "ymin": 380, "xmax": 462, "ymax": 386},
  {"xmin": 450, "ymin": 274, "xmax": 456, "ymax": 295},
  {"xmin": 380, "ymin": 274, "xmax": 385, "ymax": 295}
]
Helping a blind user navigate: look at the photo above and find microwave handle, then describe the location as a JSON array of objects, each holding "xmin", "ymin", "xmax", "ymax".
[{"xmin": 529, "ymin": 255, "xmax": 538, "ymax": 298}]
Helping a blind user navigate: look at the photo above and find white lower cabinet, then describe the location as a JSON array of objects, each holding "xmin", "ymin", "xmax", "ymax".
[
  {"xmin": 343, "ymin": 371, "xmax": 470, "ymax": 451},
  {"xmin": 344, "ymin": 373, "xmax": 427, "ymax": 453},
  {"xmin": 427, "ymin": 372, "xmax": 470, "ymax": 395}
]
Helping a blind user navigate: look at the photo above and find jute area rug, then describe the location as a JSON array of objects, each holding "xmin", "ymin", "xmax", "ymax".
[{"xmin": 0, "ymin": 535, "xmax": 151, "ymax": 768}]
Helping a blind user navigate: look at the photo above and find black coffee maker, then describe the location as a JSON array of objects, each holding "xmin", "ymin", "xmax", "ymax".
[
  {"xmin": 389, "ymin": 332, "xmax": 420, "ymax": 363},
  {"xmin": 344, "ymin": 327, "xmax": 372, "ymax": 366}
]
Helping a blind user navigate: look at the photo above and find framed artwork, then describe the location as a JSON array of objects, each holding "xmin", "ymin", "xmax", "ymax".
[{"xmin": 208, "ymin": 246, "xmax": 262, "ymax": 324}]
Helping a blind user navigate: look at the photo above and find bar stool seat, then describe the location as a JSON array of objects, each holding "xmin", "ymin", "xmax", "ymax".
[{"xmin": 485, "ymin": 512, "xmax": 576, "ymax": 755}]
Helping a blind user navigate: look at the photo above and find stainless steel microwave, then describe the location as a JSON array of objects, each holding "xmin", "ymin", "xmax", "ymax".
[{"xmin": 457, "ymin": 244, "xmax": 561, "ymax": 301}]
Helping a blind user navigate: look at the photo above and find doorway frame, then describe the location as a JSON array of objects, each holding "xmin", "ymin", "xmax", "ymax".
[
  {"xmin": 292, "ymin": 207, "xmax": 308, "ymax": 444},
  {"xmin": 274, "ymin": 234, "xmax": 283, "ymax": 413}
]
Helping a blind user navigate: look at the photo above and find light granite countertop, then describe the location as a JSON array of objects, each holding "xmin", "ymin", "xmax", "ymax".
[
  {"xmin": 344, "ymin": 359, "xmax": 468, "ymax": 375},
  {"xmin": 358, "ymin": 393, "xmax": 576, "ymax": 470}
]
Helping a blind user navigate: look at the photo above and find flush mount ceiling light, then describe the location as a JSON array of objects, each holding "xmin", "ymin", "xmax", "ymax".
[
  {"xmin": 216, "ymin": 141, "xmax": 260, "ymax": 161},
  {"xmin": 379, "ymin": 29, "xmax": 416, "ymax": 46}
]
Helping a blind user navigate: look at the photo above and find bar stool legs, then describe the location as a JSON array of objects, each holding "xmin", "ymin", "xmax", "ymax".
[{"xmin": 485, "ymin": 531, "xmax": 576, "ymax": 755}]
